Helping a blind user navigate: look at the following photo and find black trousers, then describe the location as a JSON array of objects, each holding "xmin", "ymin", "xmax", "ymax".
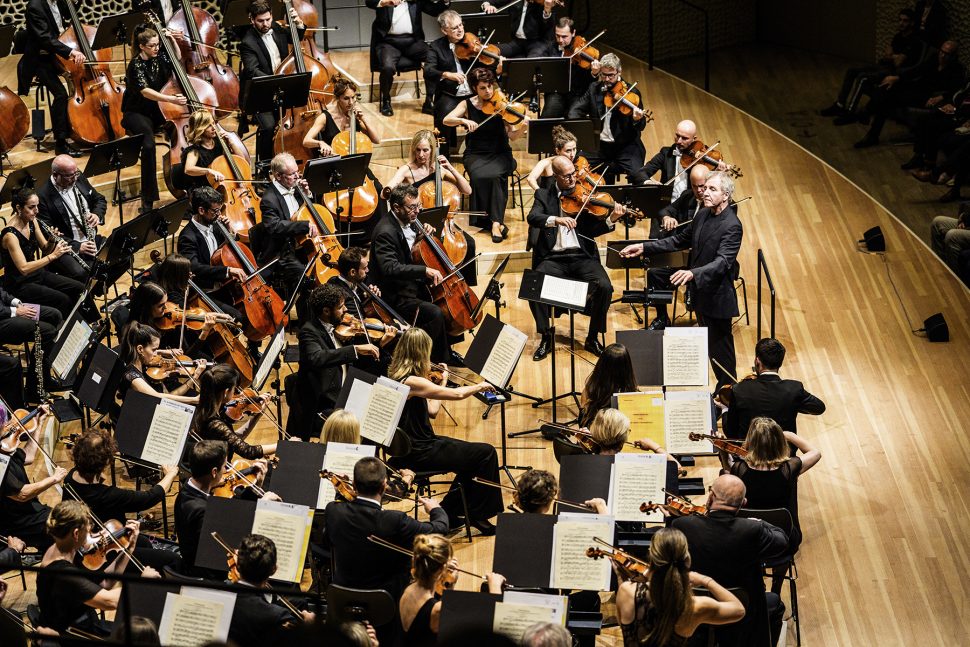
[
  {"xmin": 0, "ymin": 354, "xmax": 25, "ymax": 410},
  {"xmin": 539, "ymin": 91, "xmax": 583, "ymax": 119},
  {"xmin": 375, "ymin": 35, "xmax": 428, "ymax": 101},
  {"xmin": 582, "ymin": 139, "xmax": 644, "ymax": 185},
  {"xmin": 498, "ymin": 37, "xmax": 548, "ymax": 59},
  {"xmin": 121, "ymin": 111, "xmax": 163, "ymax": 203},
  {"xmin": 35, "ymin": 62, "xmax": 70, "ymax": 141},
  {"xmin": 6, "ymin": 271, "xmax": 84, "ymax": 318},
  {"xmin": 392, "ymin": 436, "xmax": 504, "ymax": 523},
  {"xmin": 396, "ymin": 296, "xmax": 450, "ymax": 363},
  {"xmin": 647, "ymin": 266, "xmax": 675, "ymax": 319},
  {"xmin": 530, "ymin": 252, "xmax": 612, "ymax": 340},
  {"xmin": 433, "ymin": 93, "xmax": 464, "ymax": 155},
  {"xmin": 270, "ymin": 254, "xmax": 311, "ymax": 323},
  {"xmin": 697, "ymin": 312, "xmax": 736, "ymax": 391},
  {"xmin": 52, "ymin": 251, "xmax": 96, "ymax": 284},
  {"xmin": 835, "ymin": 64, "xmax": 890, "ymax": 111},
  {"xmin": 253, "ymin": 110, "xmax": 279, "ymax": 166}
]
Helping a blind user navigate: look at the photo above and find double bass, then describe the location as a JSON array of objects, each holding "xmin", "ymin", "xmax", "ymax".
[
  {"xmin": 323, "ymin": 108, "xmax": 378, "ymax": 223},
  {"xmin": 0, "ymin": 87, "xmax": 29, "ymax": 158},
  {"xmin": 168, "ymin": 0, "xmax": 240, "ymax": 114},
  {"xmin": 410, "ymin": 216, "xmax": 482, "ymax": 336},
  {"xmin": 56, "ymin": 0, "xmax": 125, "ymax": 144}
]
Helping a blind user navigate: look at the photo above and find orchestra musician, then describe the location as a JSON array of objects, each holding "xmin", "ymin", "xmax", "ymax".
[
  {"xmin": 443, "ymin": 67, "xmax": 523, "ymax": 243},
  {"xmin": 124, "ymin": 276, "xmax": 223, "ymax": 361},
  {"xmin": 481, "ymin": 0, "xmax": 557, "ymax": 59},
  {"xmin": 189, "ymin": 364, "xmax": 277, "ymax": 460},
  {"xmin": 513, "ymin": 468, "xmax": 607, "ymax": 515},
  {"xmin": 302, "ymin": 75, "xmax": 382, "ymax": 157},
  {"xmin": 567, "ymin": 53, "xmax": 647, "ymax": 185},
  {"xmin": 365, "ymin": 0, "xmax": 449, "ymax": 117},
  {"xmin": 21, "ymin": 0, "xmax": 83, "ymax": 157},
  {"xmin": 577, "ymin": 343, "xmax": 637, "ymax": 427},
  {"xmin": 527, "ymin": 156, "xmax": 626, "ymax": 361},
  {"xmin": 2, "ymin": 189, "xmax": 84, "ymax": 318},
  {"xmin": 238, "ymin": 0, "xmax": 306, "ymax": 165},
  {"xmin": 179, "ymin": 111, "xmax": 226, "ymax": 191},
  {"xmin": 115, "ymin": 321, "xmax": 205, "ymax": 409},
  {"xmin": 632, "ymin": 119, "xmax": 728, "ymax": 200},
  {"xmin": 327, "ymin": 246, "xmax": 383, "ymax": 316},
  {"xmin": 588, "ymin": 408, "xmax": 671, "ymax": 459},
  {"xmin": 36, "ymin": 154, "xmax": 108, "ymax": 284},
  {"xmin": 538, "ymin": 17, "xmax": 601, "ymax": 118},
  {"xmin": 620, "ymin": 171, "xmax": 743, "ymax": 390},
  {"xmin": 526, "ymin": 124, "xmax": 576, "ymax": 190},
  {"xmin": 320, "ymin": 408, "xmax": 361, "ymax": 445},
  {"xmin": 121, "ymin": 25, "xmax": 184, "ymax": 214}
]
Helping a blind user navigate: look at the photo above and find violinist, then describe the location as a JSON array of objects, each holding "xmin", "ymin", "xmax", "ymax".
[
  {"xmin": 115, "ymin": 321, "xmax": 204, "ymax": 410},
  {"xmin": 121, "ymin": 25, "xmax": 184, "ymax": 214},
  {"xmin": 399, "ymin": 533, "xmax": 506, "ymax": 646},
  {"xmin": 227, "ymin": 534, "xmax": 315, "ymax": 646},
  {"xmin": 620, "ymin": 171, "xmax": 743, "ymax": 390},
  {"xmin": 577, "ymin": 343, "xmax": 637, "ymax": 427},
  {"xmin": 567, "ymin": 53, "xmax": 647, "ymax": 185},
  {"xmin": 538, "ymin": 17, "xmax": 601, "ymax": 118},
  {"xmin": 301, "ymin": 75, "xmax": 382, "ymax": 157},
  {"xmin": 514, "ymin": 468, "xmax": 606, "ymax": 515},
  {"xmin": 527, "ymin": 156, "xmax": 625, "ymax": 360},
  {"xmin": 327, "ymin": 246, "xmax": 383, "ymax": 317},
  {"xmin": 481, "ymin": 0, "xmax": 558, "ymax": 59},
  {"xmin": 632, "ymin": 119, "xmax": 728, "ymax": 200},
  {"xmin": 21, "ymin": 0, "xmax": 84, "ymax": 157},
  {"xmin": 238, "ymin": 0, "xmax": 306, "ymax": 164},
  {"xmin": 0, "ymin": 404, "xmax": 62, "ymax": 550},
  {"xmin": 179, "ymin": 110, "xmax": 227, "ymax": 191},
  {"xmin": 589, "ymin": 408, "xmax": 672, "ymax": 459},
  {"xmin": 36, "ymin": 154, "xmax": 108, "ymax": 284},
  {"xmin": 125, "ymin": 278, "xmax": 224, "ymax": 361},
  {"xmin": 189, "ymin": 364, "xmax": 277, "ymax": 460},
  {"xmin": 286, "ymin": 284, "xmax": 385, "ymax": 440},
  {"xmin": 616, "ymin": 527, "xmax": 744, "ymax": 646},
  {"xmin": 443, "ymin": 67, "xmax": 523, "ymax": 243},
  {"xmin": 525, "ymin": 124, "xmax": 577, "ymax": 190},
  {"xmin": 37, "ymin": 501, "xmax": 160, "ymax": 637}
]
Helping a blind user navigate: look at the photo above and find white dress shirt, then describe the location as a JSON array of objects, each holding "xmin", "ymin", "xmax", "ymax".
[
  {"xmin": 158, "ymin": 0, "xmax": 175, "ymax": 21},
  {"xmin": 48, "ymin": 0, "xmax": 64, "ymax": 32},
  {"xmin": 545, "ymin": 189, "xmax": 580, "ymax": 252},
  {"xmin": 272, "ymin": 180, "xmax": 300, "ymax": 218},
  {"xmin": 261, "ymin": 30, "xmax": 282, "ymax": 71},
  {"xmin": 514, "ymin": 6, "xmax": 529, "ymax": 39},
  {"xmin": 401, "ymin": 221, "xmax": 418, "ymax": 249},
  {"xmin": 387, "ymin": 3, "xmax": 413, "ymax": 35},
  {"xmin": 671, "ymin": 148, "xmax": 688, "ymax": 201},
  {"xmin": 449, "ymin": 43, "xmax": 472, "ymax": 96},
  {"xmin": 192, "ymin": 218, "xmax": 219, "ymax": 258}
]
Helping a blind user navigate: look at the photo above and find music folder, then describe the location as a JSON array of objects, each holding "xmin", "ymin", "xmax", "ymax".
[
  {"xmin": 114, "ymin": 390, "xmax": 195, "ymax": 467},
  {"xmin": 463, "ymin": 314, "xmax": 528, "ymax": 390}
]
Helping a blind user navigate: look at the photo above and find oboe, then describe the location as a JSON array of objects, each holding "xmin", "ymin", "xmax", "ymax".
[
  {"xmin": 34, "ymin": 322, "xmax": 47, "ymax": 401},
  {"xmin": 35, "ymin": 219, "xmax": 90, "ymax": 272}
]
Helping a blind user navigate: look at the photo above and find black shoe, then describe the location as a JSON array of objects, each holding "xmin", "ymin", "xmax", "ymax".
[
  {"xmin": 854, "ymin": 135, "xmax": 878, "ymax": 149},
  {"xmin": 584, "ymin": 338, "xmax": 605, "ymax": 356},
  {"xmin": 533, "ymin": 333, "xmax": 553, "ymax": 361},
  {"xmin": 421, "ymin": 101, "xmax": 434, "ymax": 115},
  {"xmin": 500, "ymin": 224, "xmax": 509, "ymax": 240},
  {"xmin": 832, "ymin": 114, "xmax": 858, "ymax": 126},
  {"xmin": 447, "ymin": 350, "xmax": 465, "ymax": 368},
  {"xmin": 647, "ymin": 316, "xmax": 670, "ymax": 331},
  {"xmin": 491, "ymin": 230, "xmax": 503, "ymax": 243},
  {"xmin": 381, "ymin": 100, "xmax": 393, "ymax": 117},
  {"xmin": 900, "ymin": 155, "xmax": 924, "ymax": 170},
  {"xmin": 470, "ymin": 518, "xmax": 496, "ymax": 536},
  {"xmin": 819, "ymin": 103, "xmax": 845, "ymax": 117},
  {"xmin": 55, "ymin": 141, "xmax": 82, "ymax": 157},
  {"xmin": 939, "ymin": 187, "xmax": 962, "ymax": 203}
]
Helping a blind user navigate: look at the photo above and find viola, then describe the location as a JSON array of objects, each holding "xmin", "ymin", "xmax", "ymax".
[
  {"xmin": 324, "ymin": 108, "xmax": 379, "ymax": 222},
  {"xmin": 212, "ymin": 457, "xmax": 277, "ymax": 498},
  {"xmin": 291, "ymin": 184, "xmax": 344, "ymax": 285},
  {"xmin": 574, "ymin": 155, "xmax": 603, "ymax": 190},
  {"xmin": 688, "ymin": 432, "xmax": 748, "ymax": 458},
  {"xmin": 358, "ymin": 281, "xmax": 411, "ymax": 332},
  {"xmin": 210, "ymin": 532, "xmax": 241, "ymax": 582},
  {"xmin": 640, "ymin": 490, "xmax": 707, "ymax": 517},
  {"xmin": 320, "ymin": 469, "xmax": 356, "ymax": 501},
  {"xmin": 586, "ymin": 546, "xmax": 650, "ymax": 581},
  {"xmin": 560, "ymin": 181, "xmax": 645, "ymax": 223},
  {"xmin": 333, "ymin": 313, "xmax": 396, "ymax": 344},
  {"xmin": 603, "ymin": 80, "xmax": 653, "ymax": 122},
  {"xmin": 680, "ymin": 140, "xmax": 743, "ymax": 179},
  {"xmin": 480, "ymin": 88, "xmax": 529, "ymax": 126},
  {"xmin": 564, "ymin": 34, "xmax": 601, "ymax": 70},
  {"xmin": 78, "ymin": 519, "xmax": 134, "ymax": 570},
  {"xmin": 153, "ymin": 301, "xmax": 232, "ymax": 331},
  {"xmin": 55, "ymin": 0, "xmax": 125, "ymax": 144},
  {"xmin": 0, "ymin": 86, "xmax": 29, "ymax": 158},
  {"xmin": 168, "ymin": 0, "xmax": 240, "ymax": 114},
  {"xmin": 145, "ymin": 354, "xmax": 213, "ymax": 381},
  {"xmin": 223, "ymin": 388, "xmax": 278, "ymax": 421},
  {"xmin": 453, "ymin": 32, "xmax": 502, "ymax": 69},
  {"xmin": 208, "ymin": 126, "xmax": 261, "ymax": 243}
]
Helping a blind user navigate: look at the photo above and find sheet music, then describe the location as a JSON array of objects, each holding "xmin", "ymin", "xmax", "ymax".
[
  {"xmin": 539, "ymin": 274, "xmax": 588, "ymax": 309},
  {"xmin": 358, "ymin": 377, "xmax": 409, "ymax": 446},
  {"xmin": 51, "ymin": 319, "xmax": 92, "ymax": 381},
  {"xmin": 664, "ymin": 391, "xmax": 714, "ymax": 454},
  {"xmin": 480, "ymin": 324, "xmax": 527, "ymax": 387},
  {"xmin": 550, "ymin": 513, "xmax": 613, "ymax": 591},
  {"xmin": 502, "ymin": 591, "xmax": 567, "ymax": 619},
  {"xmin": 492, "ymin": 602, "xmax": 560, "ymax": 643},
  {"xmin": 317, "ymin": 442, "xmax": 375, "ymax": 508},
  {"xmin": 141, "ymin": 399, "xmax": 194, "ymax": 466},
  {"xmin": 662, "ymin": 327, "xmax": 709, "ymax": 386},
  {"xmin": 253, "ymin": 327, "xmax": 286, "ymax": 390},
  {"xmin": 613, "ymin": 390, "xmax": 665, "ymax": 449},
  {"xmin": 158, "ymin": 588, "xmax": 236, "ymax": 647},
  {"xmin": 610, "ymin": 453, "xmax": 666, "ymax": 523},
  {"xmin": 251, "ymin": 499, "xmax": 312, "ymax": 583}
]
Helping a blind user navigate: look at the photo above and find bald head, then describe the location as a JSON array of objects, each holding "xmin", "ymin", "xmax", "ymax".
[
  {"xmin": 709, "ymin": 474, "xmax": 746, "ymax": 511},
  {"xmin": 689, "ymin": 164, "xmax": 708, "ymax": 200},
  {"xmin": 551, "ymin": 155, "xmax": 577, "ymax": 192},
  {"xmin": 674, "ymin": 120, "xmax": 697, "ymax": 151},
  {"xmin": 51, "ymin": 154, "xmax": 80, "ymax": 189}
]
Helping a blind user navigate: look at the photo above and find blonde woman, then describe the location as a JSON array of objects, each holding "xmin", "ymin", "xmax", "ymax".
[
  {"xmin": 588, "ymin": 409, "xmax": 677, "ymax": 466},
  {"xmin": 525, "ymin": 124, "xmax": 577, "ymax": 190},
  {"xmin": 180, "ymin": 110, "xmax": 224, "ymax": 190},
  {"xmin": 321, "ymin": 409, "xmax": 362, "ymax": 445}
]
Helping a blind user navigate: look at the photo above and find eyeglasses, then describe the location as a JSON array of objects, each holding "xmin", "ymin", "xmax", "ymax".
[
  {"xmin": 54, "ymin": 171, "xmax": 81, "ymax": 179},
  {"xmin": 402, "ymin": 203, "xmax": 421, "ymax": 212},
  {"xmin": 145, "ymin": 42, "xmax": 160, "ymax": 49}
]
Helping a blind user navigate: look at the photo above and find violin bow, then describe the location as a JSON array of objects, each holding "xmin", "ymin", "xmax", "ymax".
[
  {"xmin": 467, "ymin": 28, "xmax": 498, "ymax": 70},
  {"xmin": 471, "ymin": 477, "xmax": 591, "ymax": 511},
  {"xmin": 710, "ymin": 357, "xmax": 740, "ymax": 384},
  {"xmin": 569, "ymin": 30, "xmax": 606, "ymax": 60},
  {"xmin": 367, "ymin": 535, "xmax": 486, "ymax": 580},
  {"xmin": 601, "ymin": 80, "xmax": 638, "ymax": 122},
  {"xmin": 665, "ymin": 140, "xmax": 721, "ymax": 186},
  {"xmin": 476, "ymin": 90, "xmax": 530, "ymax": 129}
]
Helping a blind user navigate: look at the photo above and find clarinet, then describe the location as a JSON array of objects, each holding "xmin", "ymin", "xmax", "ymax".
[
  {"xmin": 34, "ymin": 322, "xmax": 47, "ymax": 401},
  {"xmin": 35, "ymin": 219, "xmax": 91, "ymax": 272},
  {"xmin": 76, "ymin": 187, "xmax": 97, "ymax": 242}
]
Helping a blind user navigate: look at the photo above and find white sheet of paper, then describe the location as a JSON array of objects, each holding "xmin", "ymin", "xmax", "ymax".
[
  {"xmin": 610, "ymin": 453, "xmax": 666, "ymax": 523},
  {"xmin": 141, "ymin": 399, "xmax": 194, "ymax": 466},
  {"xmin": 492, "ymin": 602, "xmax": 559, "ymax": 642},
  {"xmin": 158, "ymin": 588, "xmax": 236, "ymax": 647},
  {"xmin": 550, "ymin": 513, "xmax": 614, "ymax": 591},
  {"xmin": 251, "ymin": 499, "xmax": 312, "ymax": 583},
  {"xmin": 662, "ymin": 327, "xmax": 709, "ymax": 386},
  {"xmin": 343, "ymin": 378, "xmax": 372, "ymax": 419},
  {"xmin": 317, "ymin": 442, "xmax": 375, "ymax": 508},
  {"xmin": 359, "ymin": 377, "xmax": 409, "ymax": 446},
  {"xmin": 253, "ymin": 327, "xmax": 286, "ymax": 390},
  {"xmin": 479, "ymin": 324, "xmax": 528, "ymax": 387},
  {"xmin": 502, "ymin": 591, "xmax": 567, "ymax": 620},
  {"xmin": 664, "ymin": 391, "xmax": 714, "ymax": 454},
  {"xmin": 51, "ymin": 319, "xmax": 92, "ymax": 381},
  {"xmin": 539, "ymin": 274, "xmax": 589, "ymax": 309}
]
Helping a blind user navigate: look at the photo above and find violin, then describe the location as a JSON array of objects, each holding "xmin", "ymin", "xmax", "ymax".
[
  {"xmin": 382, "ymin": 462, "xmax": 415, "ymax": 500},
  {"xmin": 603, "ymin": 80, "xmax": 654, "ymax": 122},
  {"xmin": 560, "ymin": 181, "xmax": 645, "ymax": 223},
  {"xmin": 640, "ymin": 490, "xmax": 707, "ymax": 517},
  {"xmin": 223, "ymin": 388, "xmax": 278, "ymax": 422},
  {"xmin": 0, "ymin": 405, "xmax": 48, "ymax": 444},
  {"xmin": 586, "ymin": 545, "xmax": 650, "ymax": 581},
  {"xmin": 320, "ymin": 469, "xmax": 356, "ymax": 501},
  {"xmin": 539, "ymin": 420, "xmax": 600, "ymax": 453},
  {"xmin": 453, "ymin": 32, "xmax": 502, "ymax": 69},
  {"xmin": 168, "ymin": 0, "xmax": 240, "ymax": 114},
  {"xmin": 324, "ymin": 108, "xmax": 379, "ymax": 223},
  {"xmin": 574, "ymin": 155, "xmax": 603, "ymax": 190},
  {"xmin": 714, "ymin": 372, "xmax": 757, "ymax": 407},
  {"xmin": 564, "ymin": 33, "xmax": 601, "ymax": 70},
  {"xmin": 333, "ymin": 313, "xmax": 397, "ymax": 344},
  {"xmin": 680, "ymin": 140, "xmax": 743, "ymax": 179},
  {"xmin": 480, "ymin": 88, "xmax": 529, "ymax": 126},
  {"xmin": 210, "ymin": 532, "xmax": 241, "ymax": 582},
  {"xmin": 358, "ymin": 281, "xmax": 411, "ymax": 332},
  {"xmin": 78, "ymin": 519, "xmax": 134, "ymax": 570},
  {"xmin": 153, "ymin": 300, "xmax": 235, "ymax": 331},
  {"xmin": 410, "ymin": 216, "xmax": 482, "ymax": 336},
  {"xmin": 212, "ymin": 457, "xmax": 277, "ymax": 498},
  {"xmin": 688, "ymin": 432, "xmax": 748, "ymax": 458},
  {"xmin": 145, "ymin": 354, "xmax": 213, "ymax": 381}
]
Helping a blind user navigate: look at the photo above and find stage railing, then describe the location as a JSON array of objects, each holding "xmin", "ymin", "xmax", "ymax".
[{"xmin": 756, "ymin": 248, "xmax": 776, "ymax": 340}]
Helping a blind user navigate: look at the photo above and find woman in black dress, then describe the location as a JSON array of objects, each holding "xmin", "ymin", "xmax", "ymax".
[
  {"xmin": 115, "ymin": 321, "xmax": 204, "ymax": 410},
  {"xmin": 189, "ymin": 364, "xmax": 276, "ymax": 461},
  {"xmin": 443, "ymin": 67, "xmax": 525, "ymax": 243},
  {"xmin": 578, "ymin": 343, "xmax": 638, "ymax": 428},
  {"xmin": 121, "ymin": 25, "xmax": 183, "ymax": 213},
  {"xmin": 180, "ymin": 110, "xmax": 225, "ymax": 191},
  {"xmin": 1, "ymin": 189, "xmax": 84, "ymax": 317},
  {"xmin": 387, "ymin": 328, "xmax": 503, "ymax": 535}
]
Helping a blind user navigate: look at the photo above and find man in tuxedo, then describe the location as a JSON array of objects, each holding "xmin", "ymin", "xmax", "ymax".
[
  {"xmin": 36, "ymin": 154, "xmax": 107, "ymax": 283},
  {"xmin": 537, "ymin": 16, "xmax": 601, "ymax": 118},
  {"xmin": 238, "ymin": 0, "xmax": 306, "ymax": 164},
  {"xmin": 482, "ymin": 0, "xmax": 557, "ymax": 59},
  {"xmin": 369, "ymin": 184, "xmax": 456, "ymax": 365},
  {"xmin": 20, "ymin": 0, "xmax": 84, "ymax": 157},
  {"xmin": 621, "ymin": 171, "xmax": 743, "ymax": 390},
  {"xmin": 567, "ymin": 53, "xmax": 648, "ymax": 185},
  {"xmin": 723, "ymin": 338, "xmax": 826, "ymax": 441},
  {"xmin": 366, "ymin": 0, "xmax": 449, "ymax": 117},
  {"xmin": 528, "ymin": 156, "xmax": 627, "ymax": 361},
  {"xmin": 0, "ymin": 286, "xmax": 61, "ymax": 404},
  {"xmin": 632, "ymin": 119, "xmax": 728, "ymax": 201},
  {"xmin": 286, "ymin": 284, "xmax": 384, "ymax": 440},
  {"xmin": 672, "ymin": 475, "xmax": 787, "ymax": 647}
]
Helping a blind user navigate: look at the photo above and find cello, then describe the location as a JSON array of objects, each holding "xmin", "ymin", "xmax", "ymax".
[
  {"xmin": 419, "ymin": 135, "xmax": 467, "ymax": 266},
  {"xmin": 290, "ymin": 0, "xmax": 338, "ymax": 76},
  {"xmin": 292, "ymin": 183, "xmax": 344, "ymax": 284},
  {"xmin": 56, "ymin": 0, "xmax": 125, "ymax": 144},
  {"xmin": 168, "ymin": 0, "xmax": 240, "ymax": 114},
  {"xmin": 322, "ymin": 108, "xmax": 378, "ymax": 223},
  {"xmin": 208, "ymin": 124, "xmax": 261, "ymax": 242},
  {"xmin": 189, "ymin": 282, "xmax": 256, "ymax": 387}
]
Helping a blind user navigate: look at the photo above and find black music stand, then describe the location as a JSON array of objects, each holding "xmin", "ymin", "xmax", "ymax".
[
  {"xmin": 606, "ymin": 241, "xmax": 689, "ymax": 330},
  {"xmin": 241, "ymin": 72, "xmax": 312, "ymax": 168},
  {"xmin": 0, "ymin": 158, "xmax": 54, "ymax": 205},
  {"xmin": 91, "ymin": 11, "xmax": 145, "ymax": 74},
  {"xmin": 527, "ymin": 117, "xmax": 599, "ymax": 157},
  {"xmin": 303, "ymin": 153, "xmax": 370, "ymax": 237},
  {"xmin": 504, "ymin": 57, "xmax": 571, "ymax": 114},
  {"xmin": 84, "ymin": 135, "xmax": 143, "ymax": 223},
  {"xmin": 460, "ymin": 14, "xmax": 511, "ymax": 44}
]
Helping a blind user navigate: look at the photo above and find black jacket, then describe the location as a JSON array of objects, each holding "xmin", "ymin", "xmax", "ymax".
[
  {"xmin": 35, "ymin": 176, "xmax": 107, "ymax": 250},
  {"xmin": 294, "ymin": 317, "xmax": 358, "ymax": 416},
  {"xmin": 504, "ymin": 2, "xmax": 555, "ymax": 41},
  {"xmin": 632, "ymin": 145, "xmax": 679, "ymax": 185},
  {"xmin": 425, "ymin": 36, "xmax": 487, "ymax": 99},
  {"xmin": 368, "ymin": 214, "xmax": 430, "ymax": 304},
  {"xmin": 640, "ymin": 205, "xmax": 742, "ymax": 319},
  {"xmin": 238, "ymin": 23, "xmax": 305, "ymax": 82},
  {"xmin": 255, "ymin": 184, "xmax": 310, "ymax": 265},
  {"xmin": 365, "ymin": 0, "xmax": 449, "ymax": 41},
  {"xmin": 654, "ymin": 186, "xmax": 699, "ymax": 238},
  {"xmin": 567, "ymin": 80, "xmax": 647, "ymax": 157},
  {"xmin": 173, "ymin": 484, "xmax": 208, "ymax": 576},
  {"xmin": 227, "ymin": 587, "xmax": 300, "ymax": 647},
  {"xmin": 722, "ymin": 374, "xmax": 826, "ymax": 440},
  {"xmin": 177, "ymin": 219, "xmax": 232, "ymax": 291},
  {"xmin": 672, "ymin": 511, "xmax": 787, "ymax": 647},
  {"xmin": 19, "ymin": 0, "xmax": 72, "ymax": 94},
  {"xmin": 324, "ymin": 497, "xmax": 449, "ymax": 599},
  {"xmin": 526, "ymin": 184, "xmax": 612, "ymax": 267}
]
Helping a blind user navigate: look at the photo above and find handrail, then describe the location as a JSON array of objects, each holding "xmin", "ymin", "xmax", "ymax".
[
  {"xmin": 648, "ymin": 0, "xmax": 710, "ymax": 92},
  {"xmin": 756, "ymin": 248, "xmax": 776, "ymax": 340}
]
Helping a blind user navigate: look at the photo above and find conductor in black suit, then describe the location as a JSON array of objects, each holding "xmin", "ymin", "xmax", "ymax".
[
  {"xmin": 672, "ymin": 475, "xmax": 787, "ymax": 647},
  {"xmin": 36, "ymin": 154, "xmax": 108, "ymax": 283},
  {"xmin": 723, "ymin": 338, "xmax": 826, "ymax": 442},
  {"xmin": 366, "ymin": 0, "xmax": 449, "ymax": 117},
  {"xmin": 482, "ymin": 0, "xmax": 557, "ymax": 59},
  {"xmin": 528, "ymin": 155, "xmax": 629, "ymax": 361},
  {"xmin": 238, "ymin": 0, "xmax": 306, "ymax": 164},
  {"xmin": 621, "ymin": 170, "xmax": 743, "ymax": 390},
  {"xmin": 286, "ymin": 284, "xmax": 385, "ymax": 440}
]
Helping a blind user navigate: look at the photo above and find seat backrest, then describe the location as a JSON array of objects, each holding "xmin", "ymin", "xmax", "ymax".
[
  {"xmin": 737, "ymin": 507, "xmax": 794, "ymax": 537},
  {"xmin": 326, "ymin": 583, "xmax": 396, "ymax": 627},
  {"xmin": 552, "ymin": 436, "xmax": 586, "ymax": 464},
  {"xmin": 385, "ymin": 427, "xmax": 412, "ymax": 458}
]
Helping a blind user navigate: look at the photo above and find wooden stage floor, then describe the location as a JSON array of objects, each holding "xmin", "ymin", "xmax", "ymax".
[{"xmin": 2, "ymin": 46, "xmax": 969, "ymax": 646}]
